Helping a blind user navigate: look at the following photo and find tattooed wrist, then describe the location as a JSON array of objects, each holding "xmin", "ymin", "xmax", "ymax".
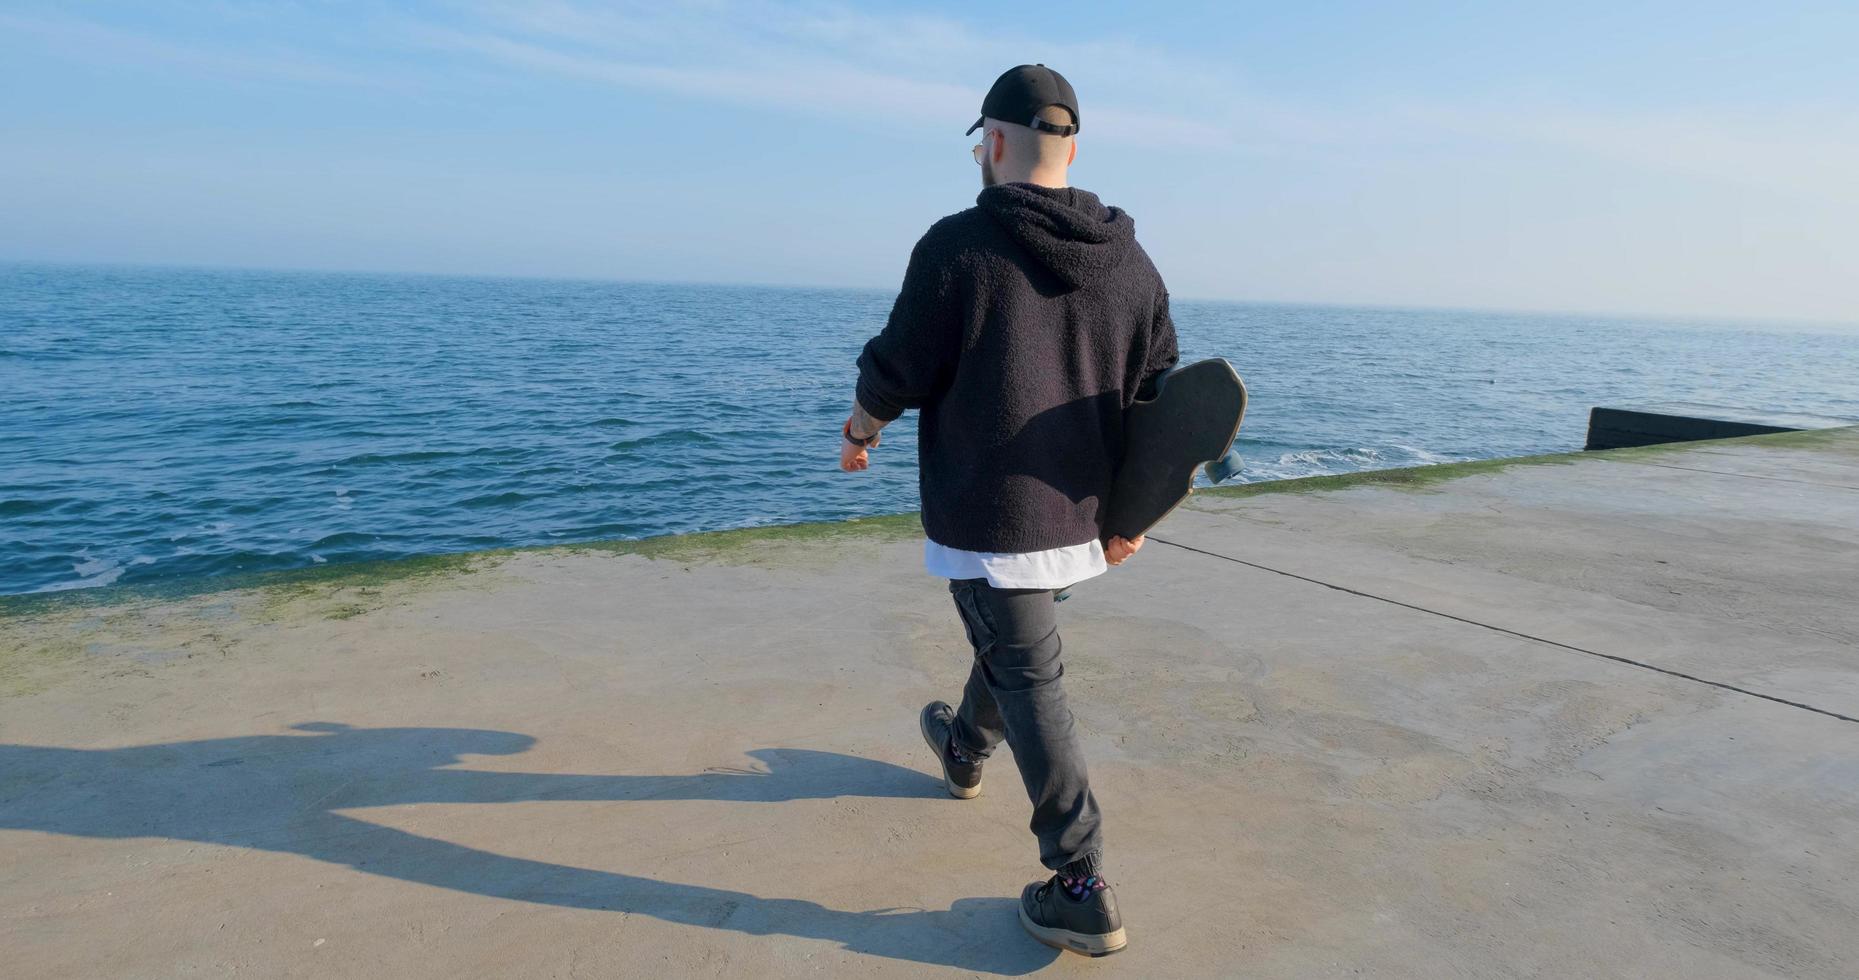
[{"xmin": 847, "ymin": 400, "xmax": 889, "ymax": 442}]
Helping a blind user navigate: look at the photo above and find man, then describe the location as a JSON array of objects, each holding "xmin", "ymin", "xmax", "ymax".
[{"xmin": 836, "ymin": 64, "xmax": 1178, "ymax": 957}]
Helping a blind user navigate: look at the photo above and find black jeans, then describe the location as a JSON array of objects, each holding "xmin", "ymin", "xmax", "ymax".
[{"xmin": 947, "ymin": 578, "xmax": 1104, "ymax": 873}]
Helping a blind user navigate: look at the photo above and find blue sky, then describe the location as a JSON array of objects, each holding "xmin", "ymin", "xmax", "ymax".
[{"xmin": 1, "ymin": 1, "xmax": 1854, "ymax": 322}]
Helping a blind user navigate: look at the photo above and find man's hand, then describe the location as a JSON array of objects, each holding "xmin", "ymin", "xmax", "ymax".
[
  {"xmin": 1105, "ymin": 534, "xmax": 1145, "ymax": 566},
  {"xmin": 837, "ymin": 398, "xmax": 890, "ymax": 473},
  {"xmin": 840, "ymin": 429, "xmax": 879, "ymax": 471}
]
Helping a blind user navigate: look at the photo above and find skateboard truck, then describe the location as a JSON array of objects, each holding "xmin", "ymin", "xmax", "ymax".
[{"xmin": 1205, "ymin": 446, "xmax": 1245, "ymax": 484}]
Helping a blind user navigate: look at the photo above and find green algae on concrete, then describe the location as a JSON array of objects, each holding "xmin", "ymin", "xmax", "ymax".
[
  {"xmin": 10, "ymin": 426, "xmax": 1848, "ymax": 622},
  {"xmin": 0, "ymin": 553, "xmax": 501, "ymax": 698},
  {"xmin": 1198, "ymin": 426, "xmax": 1857, "ymax": 502},
  {"xmin": 0, "ymin": 550, "xmax": 497, "ymax": 622},
  {"xmin": 0, "ymin": 636, "xmax": 86, "ymax": 698},
  {"xmin": 252, "ymin": 551, "xmax": 504, "ymax": 625},
  {"xmin": 0, "ymin": 513, "xmax": 929, "ymax": 698},
  {"xmin": 566, "ymin": 511, "xmax": 924, "ymax": 564},
  {"xmin": 1198, "ymin": 450, "xmax": 1580, "ymax": 500},
  {"xmin": 0, "ymin": 513, "xmax": 927, "ymax": 621}
]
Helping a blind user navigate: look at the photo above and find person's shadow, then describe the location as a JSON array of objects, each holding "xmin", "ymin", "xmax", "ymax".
[{"xmin": 0, "ymin": 723, "xmax": 1057, "ymax": 973}]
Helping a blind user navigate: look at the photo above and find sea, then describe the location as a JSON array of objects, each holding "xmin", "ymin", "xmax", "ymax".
[{"xmin": 3, "ymin": 263, "xmax": 1856, "ymax": 596}]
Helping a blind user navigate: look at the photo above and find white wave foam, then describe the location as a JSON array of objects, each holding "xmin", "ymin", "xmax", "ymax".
[
  {"xmin": 1226, "ymin": 444, "xmax": 1475, "ymax": 484},
  {"xmin": 1389, "ymin": 444, "xmax": 1467, "ymax": 466},
  {"xmin": 32, "ymin": 553, "xmax": 126, "ymax": 593}
]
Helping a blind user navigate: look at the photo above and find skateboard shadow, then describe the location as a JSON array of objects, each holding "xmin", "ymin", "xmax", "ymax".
[
  {"xmin": 996, "ymin": 389, "xmax": 1127, "ymax": 505},
  {"xmin": 0, "ymin": 724, "xmax": 1058, "ymax": 974}
]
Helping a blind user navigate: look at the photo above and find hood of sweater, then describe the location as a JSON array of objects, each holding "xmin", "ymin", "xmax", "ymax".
[{"xmin": 976, "ymin": 182, "xmax": 1135, "ymax": 290}]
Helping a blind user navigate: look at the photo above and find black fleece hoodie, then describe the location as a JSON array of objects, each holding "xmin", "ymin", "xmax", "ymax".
[{"xmin": 855, "ymin": 182, "xmax": 1179, "ymax": 553}]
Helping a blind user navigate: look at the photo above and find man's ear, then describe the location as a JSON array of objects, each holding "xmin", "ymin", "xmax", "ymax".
[{"xmin": 1068, "ymin": 141, "xmax": 1077, "ymax": 166}]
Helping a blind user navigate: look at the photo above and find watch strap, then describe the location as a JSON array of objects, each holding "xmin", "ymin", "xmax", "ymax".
[{"xmin": 843, "ymin": 419, "xmax": 877, "ymax": 448}]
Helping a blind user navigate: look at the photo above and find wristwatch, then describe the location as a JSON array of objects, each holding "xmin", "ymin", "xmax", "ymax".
[{"xmin": 843, "ymin": 419, "xmax": 878, "ymax": 448}]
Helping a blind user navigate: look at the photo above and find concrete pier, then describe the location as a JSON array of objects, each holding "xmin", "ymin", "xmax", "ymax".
[
  {"xmin": 3, "ymin": 427, "xmax": 1857, "ymax": 978},
  {"xmin": 1584, "ymin": 402, "xmax": 1856, "ymax": 449}
]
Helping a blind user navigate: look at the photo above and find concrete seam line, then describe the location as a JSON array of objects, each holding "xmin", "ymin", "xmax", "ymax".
[
  {"xmin": 1607, "ymin": 459, "xmax": 1859, "ymax": 491},
  {"xmin": 1149, "ymin": 535, "xmax": 1859, "ymax": 726}
]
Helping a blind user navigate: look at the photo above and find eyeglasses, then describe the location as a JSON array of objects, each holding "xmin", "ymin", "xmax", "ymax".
[{"xmin": 971, "ymin": 130, "xmax": 993, "ymax": 165}]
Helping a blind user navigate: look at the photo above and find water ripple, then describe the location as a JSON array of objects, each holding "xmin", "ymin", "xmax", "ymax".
[{"xmin": 2, "ymin": 263, "xmax": 1855, "ymax": 595}]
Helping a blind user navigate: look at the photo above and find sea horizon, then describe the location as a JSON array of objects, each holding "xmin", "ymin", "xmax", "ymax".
[{"xmin": 6, "ymin": 258, "xmax": 1855, "ymax": 337}]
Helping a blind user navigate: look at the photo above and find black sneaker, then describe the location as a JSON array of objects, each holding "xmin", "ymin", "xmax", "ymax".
[
  {"xmin": 1018, "ymin": 874, "xmax": 1127, "ymax": 957},
  {"xmin": 918, "ymin": 701, "xmax": 982, "ymax": 799}
]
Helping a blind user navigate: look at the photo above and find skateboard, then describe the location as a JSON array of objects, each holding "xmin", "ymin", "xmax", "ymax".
[{"xmin": 1101, "ymin": 358, "xmax": 1248, "ymax": 541}]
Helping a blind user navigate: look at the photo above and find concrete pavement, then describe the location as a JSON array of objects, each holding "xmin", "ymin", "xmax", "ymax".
[{"xmin": 3, "ymin": 428, "xmax": 1856, "ymax": 977}]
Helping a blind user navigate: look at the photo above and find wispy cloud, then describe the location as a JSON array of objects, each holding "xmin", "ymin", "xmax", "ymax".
[
  {"xmin": 11, "ymin": 0, "xmax": 1857, "ymax": 199},
  {"xmin": 14, "ymin": 2, "xmax": 1859, "ymax": 224},
  {"xmin": 406, "ymin": 0, "xmax": 1859, "ymax": 192},
  {"xmin": 0, "ymin": 2, "xmax": 1453, "ymax": 159},
  {"xmin": 0, "ymin": 1, "xmax": 1319, "ymax": 150},
  {"xmin": 409, "ymin": 0, "xmax": 1265, "ymax": 148},
  {"xmin": 0, "ymin": 10, "xmax": 386, "ymax": 89},
  {"xmin": 412, "ymin": 23, "xmax": 976, "ymax": 126}
]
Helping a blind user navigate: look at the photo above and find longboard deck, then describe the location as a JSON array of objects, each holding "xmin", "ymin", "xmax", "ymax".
[{"xmin": 1102, "ymin": 358, "xmax": 1248, "ymax": 541}]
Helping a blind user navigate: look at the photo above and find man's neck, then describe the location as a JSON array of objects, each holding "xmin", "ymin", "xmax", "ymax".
[{"xmin": 993, "ymin": 168, "xmax": 1069, "ymax": 189}]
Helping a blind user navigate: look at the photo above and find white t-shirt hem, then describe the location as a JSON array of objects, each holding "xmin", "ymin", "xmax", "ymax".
[{"xmin": 923, "ymin": 538, "xmax": 1108, "ymax": 590}]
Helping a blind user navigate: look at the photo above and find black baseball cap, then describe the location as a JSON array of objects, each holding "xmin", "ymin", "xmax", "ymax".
[{"xmin": 966, "ymin": 64, "xmax": 1079, "ymax": 137}]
